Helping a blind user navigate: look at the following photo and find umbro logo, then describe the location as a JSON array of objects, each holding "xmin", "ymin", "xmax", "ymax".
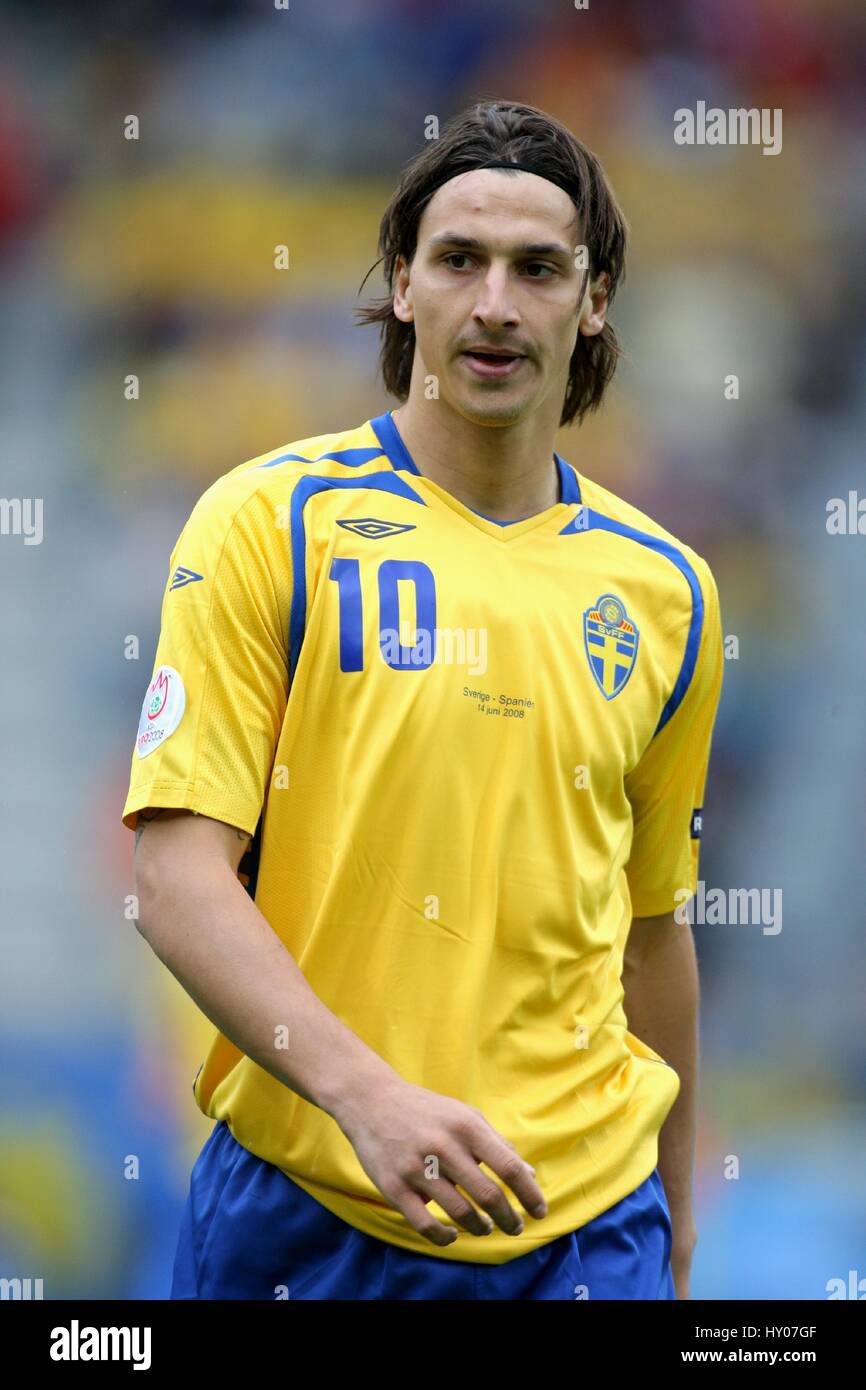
[
  {"xmin": 336, "ymin": 517, "xmax": 417, "ymax": 539},
  {"xmin": 169, "ymin": 566, "xmax": 204, "ymax": 590}
]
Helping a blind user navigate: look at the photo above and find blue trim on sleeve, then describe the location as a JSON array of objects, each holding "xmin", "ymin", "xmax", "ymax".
[
  {"xmin": 289, "ymin": 471, "xmax": 426, "ymax": 676},
  {"xmin": 560, "ymin": 508, "xmax": 704, "ymax": 734}
]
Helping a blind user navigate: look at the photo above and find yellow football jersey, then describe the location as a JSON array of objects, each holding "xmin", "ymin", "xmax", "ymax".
[{"xmin": 123, "ymin": 409, "xmax": 724, "ymax": 1264}]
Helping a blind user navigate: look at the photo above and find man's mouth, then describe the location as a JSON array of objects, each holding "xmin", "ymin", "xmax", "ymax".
[{"xmin": 461, "ymin": 349, "xmax": 526, "ymax": 377}]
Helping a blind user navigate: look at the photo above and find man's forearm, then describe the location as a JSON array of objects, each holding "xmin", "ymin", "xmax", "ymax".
[
  {"xmin": 621, "ymin": 914, "xmax": 699, "ymax": 1220},
  {"xmin": 135, "ymin": 856, "xmax": 396, "ymax": 1130}
]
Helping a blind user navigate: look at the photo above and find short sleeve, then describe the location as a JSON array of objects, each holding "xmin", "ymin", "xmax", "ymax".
[
  {"xmin": 623, "ymin": 558, "xmax": 724, "ymax": 918},
  {"xmin": 122, "ymin": 481, "xmax": 291, "ymax": 837}
]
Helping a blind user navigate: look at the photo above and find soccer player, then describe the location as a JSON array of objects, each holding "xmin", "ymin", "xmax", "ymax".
[{"xmin": 124, "ymin": 99, "xmax": 724, "ymax": 1300}]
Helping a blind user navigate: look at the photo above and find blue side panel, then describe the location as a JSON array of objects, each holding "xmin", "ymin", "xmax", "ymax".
[
  {"xmin": 288, "ymin": 471, "xmax": 426, "ymax": 676},
  {"xmin": 560, "ymin": 507, "xmax": 704, "ymax": 733}
]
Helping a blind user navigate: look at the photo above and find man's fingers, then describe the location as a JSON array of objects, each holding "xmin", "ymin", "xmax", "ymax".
[
  {"xmin": 471, "ymin": 1128, "xmax": 547, "ymax": 1220},
  {"xmin": 502, "ymin": 1135, "xmax": 537, "ymax": 1175},
  {"xmin": 415, "ymin": 1174, "xmax": 495, "ymax": 1237},
  {"xmin": 389, "ymin": 1186, "xmax": 459, "ymax": 1247},
  {"xmin": 440, "ymin": 1154, "xmax": 525, "ymax": 1235}
]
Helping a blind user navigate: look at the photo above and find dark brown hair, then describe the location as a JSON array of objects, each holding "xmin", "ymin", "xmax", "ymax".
[{"xmin": 355, "ymin": 99, "xmax": 628, "ymax": 427}]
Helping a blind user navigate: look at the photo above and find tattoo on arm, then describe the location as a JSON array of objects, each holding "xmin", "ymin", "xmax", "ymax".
[
  {"xmin": 134, "ymin": 807, "xmax": 168, "ymax": 851},
  {"xmin": 133, "ymin": 808, "xmax": 250, "ymax": 860}
]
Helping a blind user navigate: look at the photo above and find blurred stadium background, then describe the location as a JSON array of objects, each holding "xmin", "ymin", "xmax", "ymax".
[{"xmin": 0, "ymin": 0, "xmax": 864, "ymax": 1299}]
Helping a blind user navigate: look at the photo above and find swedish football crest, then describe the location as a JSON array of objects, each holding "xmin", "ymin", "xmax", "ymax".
[{"xmin": 583, "ymin": 593, "xmax": 639, "ymax": 699}]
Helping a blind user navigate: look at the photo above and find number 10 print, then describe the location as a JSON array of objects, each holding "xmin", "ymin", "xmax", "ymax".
[{"xmin": 329, "ymin": 557, "xmax": 437, "ymax": 671}]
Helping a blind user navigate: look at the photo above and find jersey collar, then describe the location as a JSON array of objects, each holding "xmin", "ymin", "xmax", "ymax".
[{"xmin": 368, "ymin": 409, "xmax": 582, "ymax": 509}]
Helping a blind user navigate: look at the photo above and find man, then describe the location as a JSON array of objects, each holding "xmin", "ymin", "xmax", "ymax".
[{"xmin": 124, "ymin": 99, "xmax": 723, "ymax": 1300}]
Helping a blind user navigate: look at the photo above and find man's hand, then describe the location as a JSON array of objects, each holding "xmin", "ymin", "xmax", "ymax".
[{"xmin": 335, "ymin": 1074, "xmax": 548, "ymax": 1247}]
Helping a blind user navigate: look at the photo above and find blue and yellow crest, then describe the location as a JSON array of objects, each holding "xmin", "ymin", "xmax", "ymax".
[{"xmin": 583, "ymin": 593, "xmax": 639, "ymax": 699}]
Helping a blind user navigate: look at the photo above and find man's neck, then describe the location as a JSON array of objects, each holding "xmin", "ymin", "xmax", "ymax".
[{"xmin": 390, "ymin": 398, "xmax": 562, "ymax": 523}]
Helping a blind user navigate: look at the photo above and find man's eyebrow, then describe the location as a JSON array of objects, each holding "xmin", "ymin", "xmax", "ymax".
[{"xmin": 426, "ymin": 232, "xmax": 575, "ymax": 261}]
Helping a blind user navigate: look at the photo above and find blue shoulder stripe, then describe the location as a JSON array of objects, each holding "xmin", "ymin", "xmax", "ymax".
[
  {"xmin": 560, "ymin": 507, "xmax": 704, "ymax": 735},
  {"xmin": 288, "ymin": 472, "xmax": 426, "ymax": 676},
  {"xmin": 258, "ymin": 446, "xmax": 386, "ymax": 470}
]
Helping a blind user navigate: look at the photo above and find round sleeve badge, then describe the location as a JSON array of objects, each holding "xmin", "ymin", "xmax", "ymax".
[{"xmin": 136, "ymin": 665, "xmax": 186, "ymax": 759}]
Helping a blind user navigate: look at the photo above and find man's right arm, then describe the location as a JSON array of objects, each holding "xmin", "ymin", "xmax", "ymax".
[
  {"xmin": 134, "ymin": 806, "xmax": 390, "ymax": 1118},
  {"xmin": 133, "ymin": 808, "xmax": 547, "ymax": 1246}
]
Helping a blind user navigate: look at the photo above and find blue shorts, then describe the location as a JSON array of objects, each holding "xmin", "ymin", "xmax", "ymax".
[{"xmin": 171, "ymin": 1120, "xmax": 675, "ymax": 1300}]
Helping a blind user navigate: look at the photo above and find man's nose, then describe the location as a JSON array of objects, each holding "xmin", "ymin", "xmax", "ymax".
[{"xmin": 472, "ymin": 264, "xmax": 520, "ymax": 326}]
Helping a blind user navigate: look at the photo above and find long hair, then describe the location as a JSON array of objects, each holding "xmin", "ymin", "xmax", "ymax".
[{"xmin": 355, "ymin": 100, "xmax": 628, "ymax": 427}]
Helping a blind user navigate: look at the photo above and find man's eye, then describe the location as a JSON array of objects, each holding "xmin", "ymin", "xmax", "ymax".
[{"xmin": 441, "ymin": 254, "xmax": 556, "ymax": 276}]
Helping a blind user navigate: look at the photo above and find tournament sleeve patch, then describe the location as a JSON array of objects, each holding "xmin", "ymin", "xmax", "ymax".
[
  {"xmin": 136, "ymin": 665, "xmax": 186, "ymax": 759},
  {"xmin": 690, "ymin": 807, "xmax": 703, "ymax": 839}
]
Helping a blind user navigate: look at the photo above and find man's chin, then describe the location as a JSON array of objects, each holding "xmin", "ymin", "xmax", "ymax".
[{"xmin": 453, "ymin": 388, "xmax": 534, "ymax": 427}]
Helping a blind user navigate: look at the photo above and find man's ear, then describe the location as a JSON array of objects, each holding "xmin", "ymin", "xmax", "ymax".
[
  {"xmin": 393, "ymin": 253, "xmax": 414, "ymax": 325},
  {"xmin": 578, "ymin": 270, "xmax": 610, "ymax": 339}
]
